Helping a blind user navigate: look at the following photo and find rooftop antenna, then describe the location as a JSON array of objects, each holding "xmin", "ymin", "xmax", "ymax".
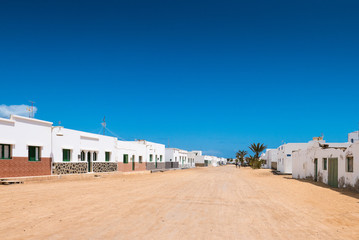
[
  {"xmin": 168, "ymin": 138, "xmax": 170, "ymax": 148},
  {"xmin": 101, "ymin": 116, "xmax": 106, "ymax": 135},
  {"xmin": 29, "ymin": 100, "xmax": 35, "ymax": 118}
]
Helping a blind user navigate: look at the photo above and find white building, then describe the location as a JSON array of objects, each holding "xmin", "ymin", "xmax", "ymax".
[
  {"xmin": 165, "ymin": 148, "xmax": 194, "ymax": 169},
  {"xmin": 116, "ymin": 140, "xmax": 147, "ymax": 172},
  {"xmin": 187, "ymin": 153, "xmax": 196, "ymax": 168},
  {"xmin": 165, "ymin": 148, "xmax": 184, "ymax": 168},
  {"xmin": 277, "ymin": 142, "xmax": 311, "ymax": 174},
  {"xmin": 189, "ymin": 151, "xmax": 210, "ymax": 167},
  {"xmin": 178, "ymin": 149, "xmax": 190, "ymax": 168},
  {"xmin": 165, "ymin": 148, "xmax": 180, "ymax": 169},
  {"xmin": 116, "ymin": 140, "xmax": 165, "ymax": 171},
  {"xmin": 292, "ymin": 140, "xmax": 357, "ymax": 189},
  {"xmin": 137, "ymin": 140, "xmax": 165, "ymax": 170},
  {"xmin": 189, "ymin": 151, "xmax": 223, "ymax": 167},
  {"xmin": 0, "ymin": 115, "xmax": 53, "ymax": 178},
  {"xmin": 259, "ymin": 152, "xmax": 268, "ymax": 168},
  {"xmin": 219, "ymin": 157, "xmax": 227, "ymax": 165},
  {"xmin": 211, "ymin": 156, "xmax": 219, "ymax": 167},
  {"xmin": 52, "ymin": 126, "xmax": 118, "ymax": 174},
  {"xmin": 260, "ymin": 149, "xmax": 278, "ymax": 169},
  {"xmin": 348, "ymin": 131, "xmax": 359, "ymax": 144}
]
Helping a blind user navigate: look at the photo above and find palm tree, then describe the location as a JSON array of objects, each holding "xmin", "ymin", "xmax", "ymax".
[
  {"xmin": 236, "ymin": 150, "xmax": 247, "ymax": 165},
  {"xmin": 248, "ymin": 143, "xmax": 267, "ymax": 169},
  {"xmin": 249, "ymin": 143, "xmax": 267, "ymax": 159}
]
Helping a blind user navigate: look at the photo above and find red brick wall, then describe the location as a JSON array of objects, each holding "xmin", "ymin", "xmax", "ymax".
[
  {"xmin": 117, "ymin": 162, "xmax": 147, "ymax": 172},
  {"xmin": 0, "ymin": 157, "xmax": 51, "ymax": 178}
]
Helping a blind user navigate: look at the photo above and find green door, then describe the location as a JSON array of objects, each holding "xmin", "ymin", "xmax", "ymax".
[
  {"xmin": 328, "ymin": 158, "xmax": 338, "ymax": 188},
  {"xmin": 132, "ymin": 155, "xmax": 135, "ymax": 171},
  {"xmin": 87, "ymin": 152, "xmax": 92, "ymax": 172},
  {"xmin": 155, "ymin": 156, "xmax": 158, "ymax": 168},
  {"xmin": 314, "ymin": 158, "xmax": 318, "ymax": 181}
]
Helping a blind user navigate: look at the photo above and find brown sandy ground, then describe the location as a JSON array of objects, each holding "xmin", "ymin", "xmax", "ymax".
[{"xmin": 0, "ymin": 166, "xmax": 358, "ymax": 240}]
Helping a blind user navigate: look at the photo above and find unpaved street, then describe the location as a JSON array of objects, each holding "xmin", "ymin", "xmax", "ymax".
[{"xmin": 0, "ymin": 166, "xmax": 358, "ymax": 240}]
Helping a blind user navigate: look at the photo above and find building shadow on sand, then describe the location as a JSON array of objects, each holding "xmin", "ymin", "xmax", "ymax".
[{"xmin": 280, "ymin": 175, "xmax": 359, "ymax": 200}]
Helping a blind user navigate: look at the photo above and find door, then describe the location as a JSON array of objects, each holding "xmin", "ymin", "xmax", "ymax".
[
  {"xmin": 132, "ymin": 155, "xmax": 135, "ymax": 171},
  {"xmin": 87, "ymin": 152, "xmax": 92, "ymax": 172},
  {"xmin": 155, "ymin": 156, "xmax": 158, "ymax": 168},
  {"xmin": 314, "ymin": 158, "xmax": 318, "ymax": 181},
  {"xmin": 328, "ymin": 158, "xmax": 338, "ymax": 188}
]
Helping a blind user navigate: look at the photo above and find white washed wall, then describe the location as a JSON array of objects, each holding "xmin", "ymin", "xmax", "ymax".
[
  {"xmin": 52, "ymin": 127, "xmax": 117, "ymax": 163},
  {"xmin": 0, "ymin": 115, "xmax": 52, "ymax": 158}
]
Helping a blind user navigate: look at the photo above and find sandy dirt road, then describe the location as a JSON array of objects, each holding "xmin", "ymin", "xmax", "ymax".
[{"xmin": 0, "ymin": 166, "xmax": 358, "ymax": 240}]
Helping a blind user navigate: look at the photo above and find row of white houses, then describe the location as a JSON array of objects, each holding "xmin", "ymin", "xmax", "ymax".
[
  {"xmin": 0, "ymin": 115, "xmax": 226, "ymax": 178},
  {"xmin": 260, "ymin": 132, "xmax": 359, "ymax": 189}
]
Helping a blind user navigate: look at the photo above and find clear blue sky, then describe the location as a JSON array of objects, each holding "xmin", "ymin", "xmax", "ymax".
[{"xmin": 1, "ymin": 0, "xmax": 359, "ymax": 158}]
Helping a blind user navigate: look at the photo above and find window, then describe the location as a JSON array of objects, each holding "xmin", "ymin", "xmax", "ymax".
[
  {"xmin": 28, "ymin": 146, "xmax": 40, "ymax": 161},
  {"xmin": 175, "ymin": 157, "xmax": 177, "ymax": 162},
  {"xmin": 287, "ymin": 154, "xmax": 291, "ymax": 157},
  {"xmin": 347, "ymin": 157, "xmax": 353, "ymax": 172},
  {"xmin": 81, "ymin": 151, "xmax": 85, "ymax": 161},
  {"xmin": 351, "ymin": 139, "xmax": 354, "ymax": 143},
  {"xmin": 323, "ymin": 158, "xmax": 327, "ymax": 170},
  {"xmin": 63, "ymin": 149, "xmax": 71, "ymax": 162},
  {"xmin": 139, "ymin": 156, "xmax": 143, "ymax": 163},
  {"xmin": 0, "ymin": 144, "xmax": 11, "ymax": 159},
  {"xmin": 123, "ymin": 154, "xmax": 129, "ymax": 164},
  {"xmin": 160, "ymin": 155, "xmax": 162, "ymax": 162},
  {"xmin": 93, "ymin": 152, "xmax": 97, "ymax": 161},
  {"xmin": 105, "ymin": 152, "xmax": 110, "ymax": 162},
  {"xmin": 149, "ymin": 154, "xmax": 153, "ymax": 162}
]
